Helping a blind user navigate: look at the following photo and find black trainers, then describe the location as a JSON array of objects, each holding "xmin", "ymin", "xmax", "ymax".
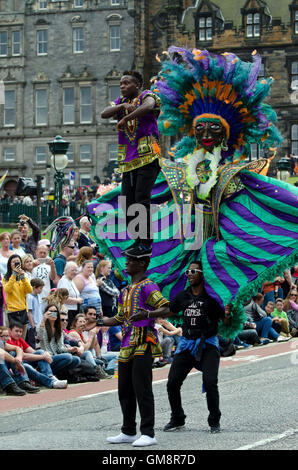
[
  {"xmin": 4, "ymin": 382, "xmax": 26, "ymax": 396},
  {"xmin": 163, "ymin": 419, "xmax": 185, "ymax": 432},
  {"xmin": 123, "ymin": 243, "xmax": 152, "ymax": 258},
  {"xmin": 19, "ymin": 381, "xmax": 40, "ymax": 394},
  {"xmin": 210, "ymin": 424, "xmax": 221, "ymax": 434}
]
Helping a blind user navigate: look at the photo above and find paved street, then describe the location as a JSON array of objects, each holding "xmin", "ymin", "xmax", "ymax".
[{"xmin": 0, "ymin": 340, "xmax": 297, "ymax": 452}]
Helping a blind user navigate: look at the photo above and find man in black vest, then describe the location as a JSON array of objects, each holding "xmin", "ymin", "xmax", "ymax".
[{"xmin": 163, "ymin": 261, "xmax": 231, "ymax": 434}]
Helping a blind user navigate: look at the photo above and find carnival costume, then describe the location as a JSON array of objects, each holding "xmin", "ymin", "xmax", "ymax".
[{"xmin": 89, "ymin": 48, "xmax": 298, "ymax": 339}]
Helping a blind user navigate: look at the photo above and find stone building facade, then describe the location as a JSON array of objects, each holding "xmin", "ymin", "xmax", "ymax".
[
  {"xmin": 0, "ymin": 0, "xmax": 134, "ymax": 194},
  {"xmin": 131, "ymin": 0, "xmax": 298, "ymax": 162}
]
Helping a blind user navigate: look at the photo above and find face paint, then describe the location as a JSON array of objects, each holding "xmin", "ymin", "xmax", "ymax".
[{"xmin": 194, "ymin": 120, "xmax": 226, "ymax": 153}]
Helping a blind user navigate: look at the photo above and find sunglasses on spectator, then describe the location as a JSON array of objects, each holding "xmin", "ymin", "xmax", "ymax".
[
  {"xmin": 185, "ymin": 268, "xmax": 203, "ymax": 275},
  {"xmin": 60, "ymin": 319, "xmax": 68, "ymax": 322}
]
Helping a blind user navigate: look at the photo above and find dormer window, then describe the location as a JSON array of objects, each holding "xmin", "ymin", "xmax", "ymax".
[
  {"xmin": 198, "ymin": 16, "xmax": 213, "ymax": 41},
  {"xmin": 246, "ymin": 12, "xmax": 260, "ymax": 37}
]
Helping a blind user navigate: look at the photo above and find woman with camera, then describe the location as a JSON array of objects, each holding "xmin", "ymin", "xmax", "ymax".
[
  {"xmin": 36, "ymin": 304, "xmax": 81, "ymax": 378},
  {"xmin": 3, "ymin": 254, "xmax": 32, "ymax": 338}
]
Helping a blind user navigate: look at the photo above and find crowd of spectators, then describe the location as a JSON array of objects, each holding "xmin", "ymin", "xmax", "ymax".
[{"xmin": 0, "ymin": 212, "xmax": 297, "ymax": 396}]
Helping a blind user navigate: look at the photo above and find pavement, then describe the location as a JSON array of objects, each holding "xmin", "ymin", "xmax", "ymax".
[{"xmin": 1, "ymin": 338, "xmax": 296, "ymax": 415}]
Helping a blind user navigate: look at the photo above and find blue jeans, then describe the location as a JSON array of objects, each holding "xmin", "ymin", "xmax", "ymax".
[
  {"xmin": 23, "ymin": 350, "xmax": 55, "ymax": 388},
  {"xmin": 81, "ymin": 351, "xmax": 97, "ymax": 367},
  {"xmin": 255, "ymin": 317, "xmax": 279, "ymax": 340},
  {"xmin": 0, "ymin": 362, "xmax": 28, "ymax": 389},
  {"xmin": 50, "ymin": 353, "xmax": 80, "ymax": 375},
  {"xmin": 101, "ymin": 352, "xmax": 119, "ymax": 372},
  {"xmin": 4, "ymin": 352, "xmax": 29, "ymax": 386}
]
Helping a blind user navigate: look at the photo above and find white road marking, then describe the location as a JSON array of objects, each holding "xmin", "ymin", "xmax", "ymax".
[{"xmin": 235, "ymin": 428, "xmax": 298, "ymax": 450}]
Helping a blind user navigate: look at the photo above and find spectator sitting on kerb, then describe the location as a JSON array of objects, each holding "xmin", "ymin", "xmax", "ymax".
[{"xmin": 7, "ymin": 321, "xmax": 68, "ymax": 390}]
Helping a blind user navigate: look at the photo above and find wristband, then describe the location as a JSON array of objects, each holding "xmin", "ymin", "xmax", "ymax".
[
  {"xmin": 96, "ymin": 317, "xmax": 104, "ymax": 326},
  {"xmin": 147, "ymin": 310, "xmax": 150, "ymax": 319}
]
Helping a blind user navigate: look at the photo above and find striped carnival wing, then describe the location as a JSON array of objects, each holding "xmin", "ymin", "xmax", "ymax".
[
  {"xmin": 88, "ymin": 171, "xmax": 200, "ymax": 313},
  {"xmin": 201, "ymin": 169, "xmax": 298, "ymax": 338}
]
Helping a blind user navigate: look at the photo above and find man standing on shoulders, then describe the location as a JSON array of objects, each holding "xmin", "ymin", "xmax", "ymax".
[
  {"xmin": 98, "ymin": 254, "xmax": 169, "ymax": 447},
  {"xmin": 162, "ymin": 261, "xmax": 231, "ymax": 434},
  {"xmin": 101, "ymin": 71, "xmax": 161, "ymax": 258}
]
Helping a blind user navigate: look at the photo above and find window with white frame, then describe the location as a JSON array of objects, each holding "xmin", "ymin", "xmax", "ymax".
[
  {"xmin": 67, "ymin": 144, "xmax": 74, "ymax": 162},
  {"xmin": 39, "ymin": 1, "xmax": 47, "ymax": 9},
  {"xmin": 80, "ymin": 144, "xmax": 91, "ymax": 161},
  {"xmin": 0, "ymin": 31, "xmax": 8, "ymax": 56},
  {"xmin": 36, "ymin": 146, "xmax": 47, "ymax": 164},
  {"xmin": 198, "ymin": 16, "xmax": 212, "ymax": 41},
  {"xmin": 73, "ymin": 27, "xmax": 84, "ymax": 53},
  {"xmin": 35, "ymin": 89, "xmax": 48, "ymax": 126},
  {"xmin": 249, "ymin": 143, "xmax": 265, "ymax": 161},
  {"xmin": 37, "ymin": 29, "xmax": 48, "ymax": 55},
  {"xmin": 4, "ymin": 90, "xmax": 15, "ymax": 127},
  {"xmin": 4, "ymin": 148, "xmax": 15, "ymax": 161},
  {"xmin": 291, "ymin": 61, "xmax": 298, "ymax": 90},
  {"xmin": 74, "ymin": 0, "xmax": 83, "ymax": 7},
  {"xmin": 109, "ymin": 143, "xmax": 118, "ymax": 161},
  {"xmin": 246, "ymin": 13, "xmax": 260, "ymax": 38},
  {"xmin": 292, "ymin": 125, "xmax": 298, "ymax": 156},
  {"xmin": 110, "ymin": 25, "xmax": 120, "ymax": 51},
  {"xmin": 109, "ymin": 84, "xmax": 120, "ymax": 103},
  {"xmin": 63, "ymin": 87, "xmax": 75, "ymax": 124},
  {"xmin": 12, "ymin": 31, "xmax": 21, "ymax": 56},
  {"xmin": 111, "ymin": 0, "xmax": 120, "ymax": 5},
  {"xmin": 295, "ymin": 10, "xmax": 298, "ymax": 34},
  {"xmin": 80, "ymin": 87, "xmax": 92, "ymax": 123},
  {"xmin": 80, "ymin": 173, "xmax": 91, "ymax": 185}
]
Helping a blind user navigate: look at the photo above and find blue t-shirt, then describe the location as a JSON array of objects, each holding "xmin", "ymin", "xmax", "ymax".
[
  {"xmin": 27, "ymin": 293, "xmax": 43, "ymax": 329},
  {"xmin": 109, "ymin": 326, "xmax": 122, "ymax": 351},
  {"xmin": 54, "ymin": 254, "xmax": 66, "ymax": 278}
]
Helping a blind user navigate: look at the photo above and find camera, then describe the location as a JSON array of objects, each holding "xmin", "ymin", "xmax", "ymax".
[
  {"xmin": 19, "ymin": 220, "xmax": 25, "ymax": 226},
  {"xmin": 95, "ymin": 314, "xmax": 104, "ymax": 327}
]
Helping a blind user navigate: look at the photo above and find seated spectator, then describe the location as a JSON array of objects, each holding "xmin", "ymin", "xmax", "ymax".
[
  {"xmin": 68, "ymin": 313, "xmax": 110, "ymax": 379},
  {"xmin": 74, "ymin": 260, "xmax": 102, "ymax": 316},
  {"xmin": 283, "ymin": 287, "xmax": 298, "ymax": 313},
  {"xmin": 271, "ymin": 298, "xmax": 291, "ymax": 338},
  {"xmin": 283, "ymin": 288, "xmax": 298, "ymax": 336},
  {"xmin": 57, "ymin": 261, "xmax": 83, "ymax": 329},
  {"xmin": 36, "ymin": 304, "xmax": 81, "ymax": 381},
  {"xmin": 95, "ymin": 259, "xmax": 120, "ymax": 318},
  {"xmin": 54, "ymin": 242, "xmax": 76, "ymax": 281},
  {"xmin": 0, "ymin": 326, "xmax": 28, "ymax": 395},
  {"xmin": 7, "ymin": 321, "xmax": 67, "ymax": 389},
  {"xmin": 83, "ymin": 307, "xmax": 118, "ymax": 375},
  {"xmin": 3, "ymin": 254, "xmax": 32, "ymax": 338},
  {"xmin": 0, "ymin": 232, "xmax": 14, "ymax": 276},
  {"xmin": 26, "ymin": 278, "xmax": 45, "ymax": 348},
  {"xmin": 154, "ymin": 317, "xmax": 182, "ymax": 364},
  {"xmin": 10, "ymin": 230, "xmax": 26, "ymax": 257},
  {"xmin": 244, "ymin": 293, "xmax": 289, "ymax": 342},
  {"xmin": 17, "ymin": 214, "xmax": 40, "ymax": 257}
]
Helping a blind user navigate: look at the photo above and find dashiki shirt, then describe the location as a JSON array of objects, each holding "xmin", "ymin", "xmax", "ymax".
[
  {"xmin": 113, "ymin": 90, "xmax": 161, "ymax": 173},
  {"xmin": 114, "ymin": 278, "xmax": 169, "ymax": 363}
]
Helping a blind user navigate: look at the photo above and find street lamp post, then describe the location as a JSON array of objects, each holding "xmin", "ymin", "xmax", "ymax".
[
  {"xmin": 48, "ymin": 135, "xmax": 70, "ymax": 218},
  {"xmin": 276, "ymin": 157, "xmax": 291, "ymax": 182}
]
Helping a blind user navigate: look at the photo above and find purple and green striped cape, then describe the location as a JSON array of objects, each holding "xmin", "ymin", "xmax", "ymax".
[{"xmin": 88, "ymin": 169, "xmax": 298, "ymax": 339}]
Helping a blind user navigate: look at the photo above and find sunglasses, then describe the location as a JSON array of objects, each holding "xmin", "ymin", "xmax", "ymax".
[
  {"xmin": 185, "ymin": 268, "xmax": 203, "ymax": 276},
  {"xmin": 61, "ymin": 319, "xmax": 68, "ymax": 322}
]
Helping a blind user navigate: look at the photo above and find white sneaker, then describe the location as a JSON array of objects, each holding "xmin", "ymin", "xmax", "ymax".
[
  {"xmin": 106, "ymin": 432, "xmax": 137, "ymax": 444},
  {"xmin": 52, "ymin": 379, "xmax": 68, "ymax": 389},
  {"xmin": 277, "ymin": 336, "xmax": 290, "ymax": 342},
  {"xmin": 132, "ymin": 435, "xmax": 157, "ymax": 447}
]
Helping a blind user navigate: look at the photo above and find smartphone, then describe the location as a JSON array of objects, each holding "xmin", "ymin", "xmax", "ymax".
[
  {"xmin": 14, "ymin": 262, "xmax": 21, "ymax": 268},
  {"xmin": 38, "ymin": 258, "xmax": 48, "ymax": 264},
  {"xmin": 49, "ymin": 312, "xmax": 57, "ymax": 319}
]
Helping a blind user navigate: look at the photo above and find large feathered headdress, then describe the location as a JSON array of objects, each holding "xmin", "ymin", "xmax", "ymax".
[{"xmin": 153, "ymin": 47, "xmax": 283, "ymax": 162}]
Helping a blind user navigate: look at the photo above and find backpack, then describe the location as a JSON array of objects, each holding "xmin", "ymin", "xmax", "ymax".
[{"xmin": 56, "ymin": 358, "xmax": 99, "ymax": 384}]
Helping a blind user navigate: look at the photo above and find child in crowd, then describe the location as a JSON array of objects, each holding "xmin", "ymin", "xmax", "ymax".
[
  {"xmin": 26, "ymin": 278, "xmax": 45, "ymax": 348},
  {"xmin": 271, "ymin": 298, "xmax": 291, "ymax": 338},
  {"xmin": 10, "ymin": 230, "xmax": 26, "ymax": 257}
]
